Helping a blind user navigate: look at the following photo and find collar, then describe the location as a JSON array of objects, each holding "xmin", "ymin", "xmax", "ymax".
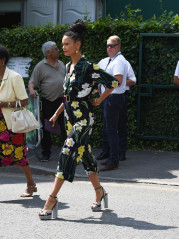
[
  {"xmin": 2, "ymin": 66, "xmax": 9, "ymax": 80},
  {"xmin": 0, "ymin": 67, "xmax": 9, "ymax": 92},
  {"xmin": 110, "ymin": 51, "xmax": 121, "ymax": 61},
  {"xmin": 44, "ymin": 58, "xmax": 59, "ymax": 67}
]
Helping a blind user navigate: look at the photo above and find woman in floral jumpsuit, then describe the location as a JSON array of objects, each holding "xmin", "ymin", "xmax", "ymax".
[{"xmin": 39, "ymin": 20, "xmax": 119, "ymax": 220}]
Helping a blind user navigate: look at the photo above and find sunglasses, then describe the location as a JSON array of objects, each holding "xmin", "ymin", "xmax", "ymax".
[{"xmin": 106, "ymin": 44, "xmax": 119, "ymax": 48}]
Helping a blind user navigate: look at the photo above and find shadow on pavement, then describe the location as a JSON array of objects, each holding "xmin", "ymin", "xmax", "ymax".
[{"xmin": 55, "ymin": 209, "xmax": 177, "ymax": 230}]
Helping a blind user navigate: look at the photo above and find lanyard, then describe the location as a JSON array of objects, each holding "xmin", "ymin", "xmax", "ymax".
[{"xmin": 105, "ymin": 52, "xmax": 121, "ymax": 70}]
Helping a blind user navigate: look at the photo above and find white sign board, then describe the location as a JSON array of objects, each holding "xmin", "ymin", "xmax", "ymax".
[{"xmin": 7, "ymin": 57, "xmax": 32, "ymax": 77}]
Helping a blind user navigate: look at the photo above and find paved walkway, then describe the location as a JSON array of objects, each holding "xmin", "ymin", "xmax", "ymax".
[{"xmin": 26, "ymin": 146, "xmax": 179, "ymax": 186}]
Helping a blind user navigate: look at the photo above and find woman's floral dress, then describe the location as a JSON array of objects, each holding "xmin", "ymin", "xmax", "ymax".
[
  {"xmin": 56, "ymin": 57, "xmax": 118, "ymax": 182},
  {"xmin": 0, "ymin": 109, "xmax": 29, "ymax": 167}
]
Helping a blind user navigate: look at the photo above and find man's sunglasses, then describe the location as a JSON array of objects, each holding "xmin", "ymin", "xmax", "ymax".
[{"xmin": 106, "ymin": 44, "xmax": 119, "ymax": 48}]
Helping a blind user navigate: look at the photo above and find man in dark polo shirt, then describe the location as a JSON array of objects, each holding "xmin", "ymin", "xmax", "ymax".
[{"xmin": 28, "ymin": 41, "xmax": 66, "ymax": 162}]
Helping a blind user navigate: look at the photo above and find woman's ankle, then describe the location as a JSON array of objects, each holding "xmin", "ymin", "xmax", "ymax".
[
  {"xmin": 43, "ymin": 196, "xmax": 57, "ymax": 210},
  {"xmin": 27, "ymin": 181, "xmax": 36, "ymax": 187},
  {"xmin": 95, "ymin": 187, "xmax": 103, "ymax": 202}
]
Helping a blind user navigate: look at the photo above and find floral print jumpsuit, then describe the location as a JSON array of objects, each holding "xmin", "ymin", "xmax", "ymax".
[{"xmin": 56, "ymin": 57, "xmax": 118, "ymax": 182}]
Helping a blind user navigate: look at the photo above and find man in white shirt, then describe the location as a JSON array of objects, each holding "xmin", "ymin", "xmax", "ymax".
[
  {"xmin": 97, "ymin": 35, "xmax": 128, "ymax": 171},
  {"xmin": 174, "ymin": 61, "xmax": 179, "ymax": 86}
]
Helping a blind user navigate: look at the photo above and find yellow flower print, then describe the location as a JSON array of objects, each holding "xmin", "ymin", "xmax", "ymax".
[
  {"xmin": 0, "ymin": 121, "xmax": 6, "ymax": 132},
  {"xmin": 15, "ymin": 146, "xmax": 24, "ymax": 159},
  {"xmin": 66, "ymin": 121, "xmax": 72, "ymax": 136},
  {"xmin": 88, "ymin": 144, "xmax": 92, "ymax": 152},
  {"xmin": 80, "ymin": 119, "xmax": 87, "ymax": 126},
  {"xmin": 71, "ymin": 101, "xmax": 79, "ymax": 109},
  {"xmin": 89, "ymin": 112, "xmax": 92, "ymax": 117},
  {"xmin": 74, "ymin": 109, "xmax": 82, "ymax": 118},
  {"xmin": 75, "ymin": 125, "xmax": 82, "ymax": 132},
  {"xmin": 93, "ymin": 64, "xmax": 99, "ymax": 70},
  {"xmin": 2, "ymin": 144, "xmax": 13, "ymax": 155},
  {"xmin": 77, "ymin": 145, "xmax": 85, "ymax": 163},
  {"xmin": 56, "ymin": 172, "xmax": 64, "ymax": 180},
  {"xmin": 77, "ymin": 155, "xmax": 81, "ymax": 163},
  {"xmin": 112, "ymin": 80, "xmax": 119, "ymax": 88},
  {"xmin": 67, "ymin": 121, "xmax": 72, "ymax": 129},
  {"xmin": 78, "ymin": 145, "xmax": 85, "ymax": 155}
]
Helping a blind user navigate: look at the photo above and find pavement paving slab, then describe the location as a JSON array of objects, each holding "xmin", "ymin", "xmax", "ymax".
[
  {"xmin": 26, "ymin": 146, "xmax": 179, "ymax": 186},
  {"xmin": 0, "ymin": 146, "xmax": 178, "ymax": 186}
]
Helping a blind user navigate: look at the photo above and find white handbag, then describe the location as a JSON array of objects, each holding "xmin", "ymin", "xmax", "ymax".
[{"xmin": 11, "ymin": 100, "xmax": 40, "ymax": 133}]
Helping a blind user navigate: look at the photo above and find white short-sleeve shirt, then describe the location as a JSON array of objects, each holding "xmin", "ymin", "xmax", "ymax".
[
  {"xmin": 126, "ymin": 60, "xmax": 136, "ymax": 91},
  {"xmin": 98, "ymin": 52, "xmax": 128, "ymax": 94}
]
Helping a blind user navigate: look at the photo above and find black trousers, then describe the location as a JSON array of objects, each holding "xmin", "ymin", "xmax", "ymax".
[
  {"xmin": 102, "ymin": 93, "xmax": 127, "ymax": 164},
  {"xmin": 41, "ymin": 97, "xmax": 66, "ymax": 156}
]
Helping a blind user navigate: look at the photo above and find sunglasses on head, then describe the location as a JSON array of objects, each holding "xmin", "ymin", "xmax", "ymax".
[{"xmin": 106, "ymin": 44, "xmax": 119, "ymax": 48}]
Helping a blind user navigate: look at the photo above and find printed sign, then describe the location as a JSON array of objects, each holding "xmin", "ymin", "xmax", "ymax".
[{"xmin": 7, "ymin": 57, "xmax": 32, "ymax": 77}]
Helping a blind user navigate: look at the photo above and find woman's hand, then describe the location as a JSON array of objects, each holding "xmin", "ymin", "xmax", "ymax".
[
  {"xmin": 49, "ymin": 114, "xmax": 58, "ymax": 127},
  {"xmin": 92, "ymin": 98, "xmax": 101, "ymax": 106},
  {"xmin": 49, "ymin": 102, "xmax": 65, "ymax": 126}
]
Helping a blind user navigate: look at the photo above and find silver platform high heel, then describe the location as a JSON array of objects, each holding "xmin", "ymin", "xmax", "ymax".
[
  {"xmin": 91, "ymin": 186, "xmax": 108, "ymax": 212},
  {"xmin": 39, "ymin": 195, "xmax": 58, "ymax": 220}
]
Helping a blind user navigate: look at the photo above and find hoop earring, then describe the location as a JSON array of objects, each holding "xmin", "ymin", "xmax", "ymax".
[{"xmin": 76, "ymin": 50, "xmax": 79, "ymax": 54}]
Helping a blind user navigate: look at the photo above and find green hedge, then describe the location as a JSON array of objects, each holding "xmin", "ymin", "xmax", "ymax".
[{"xmin": 0, "ymin": 8, "xmax": 178, "ymax": 151}]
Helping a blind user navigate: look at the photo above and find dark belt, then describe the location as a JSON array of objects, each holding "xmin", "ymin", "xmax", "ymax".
[{"xmin": 64, "ymin": 95, "xmax": 71, "ymax": 102}]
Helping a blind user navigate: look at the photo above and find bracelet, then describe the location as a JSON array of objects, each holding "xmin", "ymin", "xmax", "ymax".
[{"xmin": 8, "ymin": 102, "xmax": 11, "ymax": 108}]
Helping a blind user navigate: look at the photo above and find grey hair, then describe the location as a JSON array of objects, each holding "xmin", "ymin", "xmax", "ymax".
[{"xmin": 41, "ymin": 41, "xmax": 56, "ymax": 57}]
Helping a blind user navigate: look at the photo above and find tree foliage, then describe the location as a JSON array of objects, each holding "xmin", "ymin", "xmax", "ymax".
[{"xmin": 0, "ymin": 7, "xmax": 178, "ymax": 151}]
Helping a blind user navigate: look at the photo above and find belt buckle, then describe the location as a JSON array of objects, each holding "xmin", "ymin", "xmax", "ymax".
[{"xmin": 65, "ymin": 95, "xmax": 70, "ymax": 102}]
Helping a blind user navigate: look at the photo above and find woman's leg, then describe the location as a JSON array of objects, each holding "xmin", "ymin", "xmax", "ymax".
[
  {"xmin": 43, "ymin": 177, "xmax": 64, "ymax": 210},
  {"xmin": 88, "ymin": 172, "xmax": 103, "ymax": 202},
  {"xmin": 21, "ymin": 165, "xmax": 37, "ymax": 197},
  {"xmin": 88, "ymin": 172, "xmax": 108, "ymax": 211},
  {"xmin": 21, "ymin": 165, "xmax": 35, "ymax": 186}
]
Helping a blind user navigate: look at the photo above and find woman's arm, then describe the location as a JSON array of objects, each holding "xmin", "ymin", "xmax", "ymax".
[
  {"xmin": 92, "ymin": 88, "xmax": 114, "ymax": 106},
  {"xmin": 49, "ymin": 102, "xmax": 65, "ymax": 127},
  {"xmin": 0, "ymin": 98, "xmax": 28, "ymax": 108}
]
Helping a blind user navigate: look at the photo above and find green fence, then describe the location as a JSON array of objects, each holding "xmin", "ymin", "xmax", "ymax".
[{"xmin": 137, "ymin": 33, "xmax": 179, "ymax": 141}]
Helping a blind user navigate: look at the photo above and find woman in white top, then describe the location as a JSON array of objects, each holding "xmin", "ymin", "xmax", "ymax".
[{"xmin": 0, "ymin": 45, "xmax": 37, "ymax": 197}]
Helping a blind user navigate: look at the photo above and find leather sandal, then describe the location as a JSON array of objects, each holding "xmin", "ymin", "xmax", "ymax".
[
  {"xmin": 21, "ymin": 184, "xmax": 37, "ymax": 197},
  {"xmin": 39, "ymin": 195, "xmax": 58, "ymax": 220},
  {"xmin": 91, "ymin": 186, "xmax": 108, "ymax": 212}
]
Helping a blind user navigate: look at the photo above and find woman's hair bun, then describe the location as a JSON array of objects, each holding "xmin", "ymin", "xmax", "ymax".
[{"xmin": 68, "ymin": 19, "xmax": 86, "ymax": 35}]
